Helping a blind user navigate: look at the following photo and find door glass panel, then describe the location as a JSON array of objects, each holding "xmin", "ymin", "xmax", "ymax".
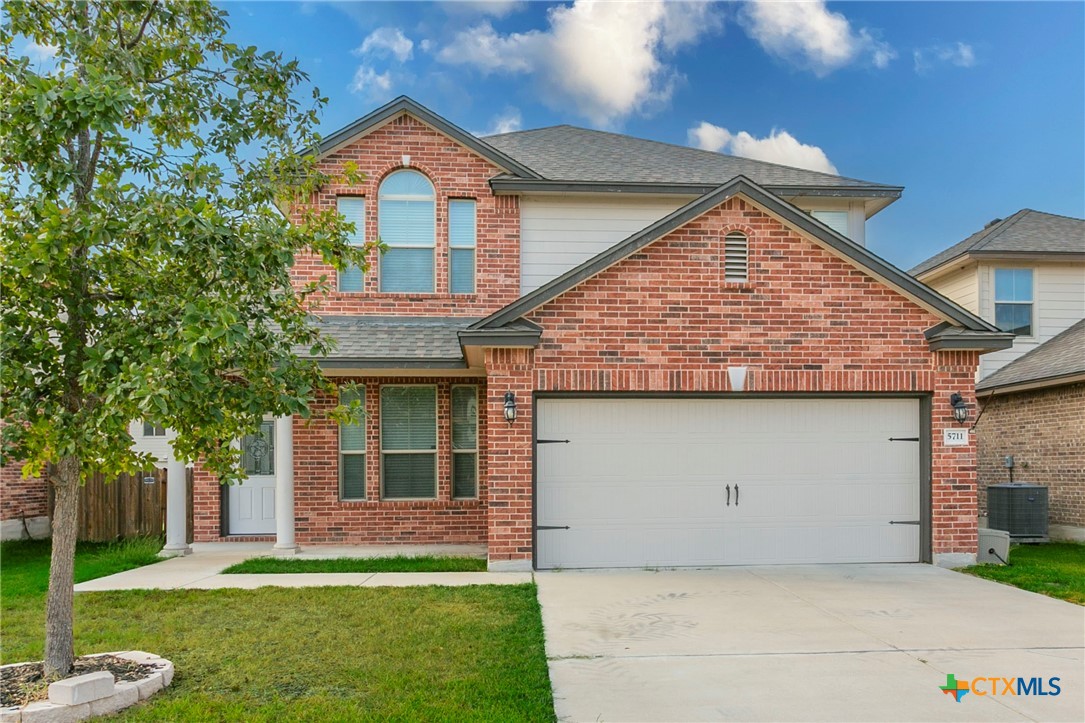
[{"xmin": 241, "ymin": 421, "xmax": 275, "ymax": 476}]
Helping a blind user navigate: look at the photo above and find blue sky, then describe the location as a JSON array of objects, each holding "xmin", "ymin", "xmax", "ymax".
[{"xmin": 207, "ymin": 2, "xmax": 1083, "ymax": 268}]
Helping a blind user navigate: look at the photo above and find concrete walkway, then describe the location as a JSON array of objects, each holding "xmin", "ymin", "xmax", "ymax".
[
  {"xmin": 537, "ymin": 564, "xmax": 1085, "ymax": 722},
  {"xmin": 74, "ymin": 542, "xmax": 531, "ymax": 591}
]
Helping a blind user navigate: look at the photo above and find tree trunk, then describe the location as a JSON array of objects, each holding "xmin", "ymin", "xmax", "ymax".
[{"xmin": 43, "ymin": 455, "xmax": 81, "ymax": 679}]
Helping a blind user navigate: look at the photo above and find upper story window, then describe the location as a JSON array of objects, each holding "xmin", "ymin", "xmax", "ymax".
[
  {"xmin": 811, "ymin": 210, "xmax": 849, "ymax": 238},
  {"xmin": 337, "ymin": 196, "xmax": 365, "ymax": 292},
  {"xmin": 449, "ymin": 199, "xmax": 476, "ymax": 294},
  {"xmin": 142, "ymin": 422, "xmax": 166, "ymax": 437},
  {"xmin": 379, "ymin": 170, "xmax": 435, "ymax": 293},
  {"xmin": 724, "ymin": 232, "xmax": 749, "ymax": 283},
  {"xmin": 994, "ymin": 268, "xmax": 1033, "ymax": 336}
]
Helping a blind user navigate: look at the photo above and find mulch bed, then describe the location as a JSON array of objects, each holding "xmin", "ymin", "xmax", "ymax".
[{"xmin": 1, "ymin": 654, "xmax": 157, "ymax": 708}]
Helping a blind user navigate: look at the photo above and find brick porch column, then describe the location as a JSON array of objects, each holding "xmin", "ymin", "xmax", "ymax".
[
  {"xmin": 485, "ymin": 348, "xmax": 535, "ymax": 571},
  {"xmin": 274, "ymin": 414, "xmax": 298, "ymax": 553}
]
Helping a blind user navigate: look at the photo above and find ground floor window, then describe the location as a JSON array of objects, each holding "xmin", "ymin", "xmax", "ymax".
[
  {"xmin": 451, "ymin": 385, "xmax": 478, "ymax": 498},
  {"xmin": 380, "ymin": 385, "xmax": 437, "ymax": 499},
  {"xmin": 339, "ymin": 386, "xmax": 366, "ymax": 500}
]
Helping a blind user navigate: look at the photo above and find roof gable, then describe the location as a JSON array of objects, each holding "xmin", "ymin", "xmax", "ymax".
[
  {"xmin": 316, "ymin": 96, "xmax": 541, "ymax": 179},
  {"xmin": 471, "ymin": 177, "xmax": 1000, "ymax": 336},
  {"xmin": 911, "ymin": 209, "xmax": 1085, "ymax": 277}
]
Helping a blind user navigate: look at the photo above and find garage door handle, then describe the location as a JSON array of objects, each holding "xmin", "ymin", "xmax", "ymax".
[{"xmin": 735, "ymin": 484, "xmax": 739, "ymax": 507}]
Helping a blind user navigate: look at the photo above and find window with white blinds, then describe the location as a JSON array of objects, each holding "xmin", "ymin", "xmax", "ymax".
[
  {"xmin": 811, "ymin": 210, "xmax": 850, "ymax": 238},
  {"xmin": 337, "ymin": 197, "xmax": 365, "ymax": 292},
  {"xmin": 142, "ymin": 421, "xmax": 166, "ymax": 437},
  {"xmin": 451, "ymin": 386, "xmax": 478, "ymax": 498},
  {"xmin": 380, "ymin": 385, "xmax": 437, "ymax": 499},
  {"xmin": 379, "ymin": 171, "xmax": 435, "ymax": 293},
  {"xmin": 449, "ymin": 200, "xmax": 476, "ymax": 294},
  {"xmin": 724, "ymin": 232, "xmax": 749, "ymax": 283},
  {"xmin": 339, "ymin": 386, "xmax": 366, "ymax": 500}
]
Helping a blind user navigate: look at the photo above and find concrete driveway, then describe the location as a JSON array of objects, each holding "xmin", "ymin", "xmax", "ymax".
[{"xmin": 536, "ymin": 564, "xmax": 1084, "ymax": 722}]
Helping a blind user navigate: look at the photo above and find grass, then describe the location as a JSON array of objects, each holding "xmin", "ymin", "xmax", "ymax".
[
  {"xmin": 962, "ymin": 542, "xmax": 1085, "ymax": 605},
  {"xmin": 221, "ymin": 555, "xmax": 487, "ymax": 574},
  {"xmin": 1, "ymin": 540, "xmax": 554, "ymax": 721}
]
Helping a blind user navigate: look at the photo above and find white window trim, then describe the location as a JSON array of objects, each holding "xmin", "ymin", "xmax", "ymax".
[
  {"xmin": 378, "ymin": 171, "xmax": 437, "ymax": 294},
  {"xmin": 448, "ymin": 199, "xmax": 477, "ymax": 295},
  {"xmin": 380, "ymin": 384, "xmax": 438, "ymax": 500},
  {"xmin": 993, "ymin": 266, "xmax": 1036, "ymax": 339},
  {"xmin": 339, "ymin": 387, "xmax": 366, "ymax": 501},
  {"xmin": 451, "ymin": 384, "xmax": 479, "ymax": 500},
  {"xmin": 142, "ymin": 421, "xmax": 166, "ymax": 437}
]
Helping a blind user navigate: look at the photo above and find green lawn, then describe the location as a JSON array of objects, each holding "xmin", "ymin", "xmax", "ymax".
[
  {"xmin": 963, "ymin": 542, "xmax": 1085, "ymax": 605},
  {"xmin": 1, "ymin": 540, "xmax": 554, "ymax": 721},
  {"xmin": 222, "ymin": 555, "xmax": 487, "ymax": 574}
]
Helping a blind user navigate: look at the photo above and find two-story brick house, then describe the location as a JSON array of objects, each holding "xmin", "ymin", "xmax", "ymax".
[{"xmin": 4, "ymin": 97, "xmax": 1014, "ymax": 568}]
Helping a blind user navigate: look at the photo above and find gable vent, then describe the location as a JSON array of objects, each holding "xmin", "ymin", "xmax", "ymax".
[{"xmin": 724, "ymin": 232, "xmax": 749, "ymax": 283}]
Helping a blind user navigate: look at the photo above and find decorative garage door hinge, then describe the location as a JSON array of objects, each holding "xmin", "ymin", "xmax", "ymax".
[
  {"xmin": 536, "ymin": 439, "xmax": 570, "ymax": 444},
  {"xmin": 888, "ymin": 437, "xmax": 920, "ymax": 442},
  {"xmin": 889, "ymin": 520, "xmax": 921, "ymax": 525},
  {"xmin": 535, "ymin": 525, "xmax": 571, "ymax": 530}
]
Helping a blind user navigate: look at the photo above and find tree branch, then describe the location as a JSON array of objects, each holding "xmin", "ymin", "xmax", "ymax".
[{"xmin": 126, "ymin": 1, "xmax": 159, "ymax": 50}]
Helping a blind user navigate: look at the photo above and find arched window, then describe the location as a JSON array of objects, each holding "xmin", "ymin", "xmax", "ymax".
[
  {"xmin": 379, "ymin": 170, "xmax": 435, "ymax": 293},
  {"xmin": 724, "ymin": 232, "xmax": 748, "ymax": 282}
]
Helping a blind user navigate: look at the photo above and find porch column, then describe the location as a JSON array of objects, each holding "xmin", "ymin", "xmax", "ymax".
[
  {"xmin": 160, "ymin": 456, "xmax": 192, "ymax": 557},
  {"xmin": 273, "ymin": 414, "xmax": 298, "ymax": 552}
]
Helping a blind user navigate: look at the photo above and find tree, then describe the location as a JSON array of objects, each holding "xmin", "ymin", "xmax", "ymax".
[{"xmin": 1, "ymin": 1, "xmax": 372, "ymax": 678}]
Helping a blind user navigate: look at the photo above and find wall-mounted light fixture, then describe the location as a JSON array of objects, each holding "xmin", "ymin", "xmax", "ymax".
[
  {"xmin": 503, "ymin": 391, "xmax": 517, "ymax": 424},
  {"xmin": 949, "ymin": 393, "xmax": 969, "ymax": 424}
]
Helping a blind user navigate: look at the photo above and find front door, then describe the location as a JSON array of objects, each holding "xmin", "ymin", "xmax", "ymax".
[{"xmin": 227, "ymin": 420, "xmax": 277, "ymax": 535}]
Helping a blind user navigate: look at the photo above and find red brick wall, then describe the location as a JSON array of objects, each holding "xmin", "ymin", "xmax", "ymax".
[
  {"xmin": 0, "ymin": 462, "xmax": 48, "ymax": 522},
  {"xmin": 193, "ymin": 377, "xmax": 487, "ymax": 545},
  {"xmin": 290, "ymin": 114, "xmax": 521, "ymax": 315},
  {"xmin": 975, "ymin": 382, "xmax": 1085, "ymax": 527},
  {"xmin": 478, "ymin": 197, "xmax": 982, "ymax": 562}
]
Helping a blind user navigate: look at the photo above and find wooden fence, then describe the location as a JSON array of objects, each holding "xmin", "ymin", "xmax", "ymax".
[{"xmin": 49, "ymin": 468, "xmax": 194, "ymax": 543}]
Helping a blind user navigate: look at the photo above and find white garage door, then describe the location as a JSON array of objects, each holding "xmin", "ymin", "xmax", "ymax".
[{"xmin": 535, "ymin": 397, "xmax": 921, "ymax": 569}]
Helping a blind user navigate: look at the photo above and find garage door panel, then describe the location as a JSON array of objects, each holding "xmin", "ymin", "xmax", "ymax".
[{"xmin": 536, "ymin": 397, "xmax": 921, "ymax": 569}]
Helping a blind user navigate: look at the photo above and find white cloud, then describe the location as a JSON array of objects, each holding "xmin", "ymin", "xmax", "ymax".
[
  {"xmin": 442, "ymin": 1, "xmax": 526, "ymax": 18},
  {"xmin": 913, "ymin": 42, "xmax": 976, "ymax": 74},
  {"xmin": 739, "ymin": 0, "xmax": 894, "ymax": 76},
  {"xmin": 23, "ymin": 41, "xmax": 58, "ymax": 63},
  {"xmin": 350, "ymin": 65, "xmax": 393, "ymax": 95},
  {"xmin": 355, "ymin": 27, "xmax": 414, "ymax": 63},
  {"xmin": 476, "ymin": 107, "xmax": 523, "ymax": 136},
  {"xmin": 437, "ymin": 0, "xmax": 722, "ymax": 126},
  {"xmin": 688, "ymin": 122, "xmax": 838, "ymax": 175}
]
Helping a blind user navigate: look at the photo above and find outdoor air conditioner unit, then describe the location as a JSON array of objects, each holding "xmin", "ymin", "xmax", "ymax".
[{"xmin": 987, "ymin": 483, "xmax": 1049, "ymax": 542}]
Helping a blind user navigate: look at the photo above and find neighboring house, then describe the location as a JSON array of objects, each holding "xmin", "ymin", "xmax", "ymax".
[
  {"xmin": 3, "ymin": 97, "xmax": 1014, "ymax": 568},
  {"xmin": 973, "ymin": 320, "xmax": 1085, "ymax": 541},
  {"xmin": 911, "ymin": 210, "xmax": 1085, "ymax": 380}
]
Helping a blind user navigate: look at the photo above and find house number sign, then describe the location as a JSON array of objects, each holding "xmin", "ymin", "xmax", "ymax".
[{"xmin": 943, "ymin": 428, "xmax": 969, "ymax": 447}]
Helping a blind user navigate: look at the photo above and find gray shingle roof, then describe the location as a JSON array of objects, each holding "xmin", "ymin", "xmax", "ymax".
[
  {"xmin": 911, "ymin": 209, "xmax": 1085, "ymax": 277},
  {"xmin": 482, "ymin": 125, "xmax": 896, "ymax": 190},
  {"xmin": 977, "ymin": 319, "xmax": 1085, "ymax": 392},
  {"xmin": 305, "ymin": 316, "xmax": 479, "ymax": 368}
]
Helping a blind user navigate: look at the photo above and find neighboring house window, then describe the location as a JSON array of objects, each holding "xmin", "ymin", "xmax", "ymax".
[
  {"xmin": 337, "ymin": 196, "xmax": 365, "ymax": 292},
  {"xmin": 142, "ymin": 422, "xmax": 166, "ymax": 437},
  {"xmin": 812, "ymin": 210, "xmax": 849, "ymax": 237},
  {"xmin": 448, "ymin": 199, "xmax": 476, "ymax": 294},
  {"xmin": 380, "ymin": 385, "xmax": 437, "ymax": 499},
  {"xmin": 379, "ymin": 170, "xmax": 435, "ymax": 293},
  {"xmin": 994, "ymin": 268, "xmax": 1033, "ymax": 336},
  {"xmin": 724, "ymin": 232, "xmax": 749, "ymax": 283},
  {"xmin": 339, "ymin": 386, "xmax": 366, "ymax": 500},
  {"xmin": 451, "ymin": 386, "xmax": 478, "ymax": 498}
]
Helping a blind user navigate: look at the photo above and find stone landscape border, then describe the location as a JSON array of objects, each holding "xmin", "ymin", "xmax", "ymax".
[{"xmin": 0, "ymin": 651, "xmax": 172, "ymax": 722}]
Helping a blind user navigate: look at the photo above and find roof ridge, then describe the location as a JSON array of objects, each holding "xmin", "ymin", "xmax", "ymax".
[
  {"xmin": 971, "ymin": 209, "xmax": 1032, "ymax": 252},
  {"xmin": 488, "ymin": 124, "xmax": 885, "ymax": 187},
  {"xmin": 1016, "ymin": 208, "xmax": 1085, "ymax": 223},
  {"xmin": 481, "ymin": 123, "xmax": 575, "ymax": 140}
]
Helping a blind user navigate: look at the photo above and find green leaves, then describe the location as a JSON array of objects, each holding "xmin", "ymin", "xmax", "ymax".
[{"xmin": 1, "ymin": 1, "xmax": 377, "ymax": 485}]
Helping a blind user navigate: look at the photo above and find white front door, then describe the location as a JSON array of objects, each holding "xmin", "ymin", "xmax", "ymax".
[
  {"xmin": 536, "ymin": 397, "xmax": 921, "ymax": 569},
  {"xmin": 228, "ymin": 420, "xmax": 277, "ymax": 535}
]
